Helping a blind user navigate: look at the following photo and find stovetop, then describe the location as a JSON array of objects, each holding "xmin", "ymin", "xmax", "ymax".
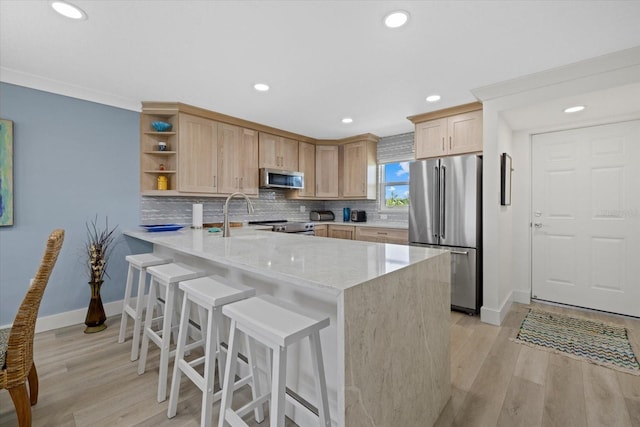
[
  {"xmin": 248, "ymin": 219, "xmax": 288, "ymax": 225},
  {"xmin": 248, "ymin": 220, "xmax": 314, "ymax": 233}
]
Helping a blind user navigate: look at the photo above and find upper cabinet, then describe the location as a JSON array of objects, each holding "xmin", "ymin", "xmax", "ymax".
[
  {"xmin": 178, "ymin": 113, "xmax": 218, "ymax": 193},
  {"xmin": 239, "ymin": 128, "xmax": 259, "ymax": 195},
  {"xmin": 288, "ymin": 135, "xmax": 379, "ymax": 200},
  {"xmin": 315, "ymin": 145, "xmax": 339, "ymax": 198},
  {"xmin": 409, "ymin": 102, "xmax": 483, "ymax": 159},
  {"xmin": 341, "ymin": 139, "xmax": 377, "ymax": 199},
  {"xmin": 447, "ymin": 111, "xmax": 483, "ymax": 155},
  {"xmin": 140, "ymin": 102, "xmax": 378, "ymax": 199},
  {"xmin": 217, "ymin": 124, "xmax": 258, "ymax": 196},
  {"xmin": 258, "ymin": 133, "xmax": 299, "ymax": 171},
  {"xmin": 297, "ymin": 141, "xmax": 316, "ymax": 198}
]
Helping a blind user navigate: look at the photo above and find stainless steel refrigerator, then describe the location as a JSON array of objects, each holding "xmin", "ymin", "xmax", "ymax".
[{"xmin": 409, "ymin": 154, "xmax": 482, "ymax": 314}]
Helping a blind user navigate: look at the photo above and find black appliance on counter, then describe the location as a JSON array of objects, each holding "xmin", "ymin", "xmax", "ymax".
[
  {"xmin": 350, "ymin": 210, "xmax": 367, "ymax": 222},
  {"xmin": 248, "ymin": 220, "xmax": 315, "ymax": 235}
]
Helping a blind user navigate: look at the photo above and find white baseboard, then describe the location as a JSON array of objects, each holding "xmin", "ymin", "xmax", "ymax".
[
  {"xmin": 480, "ymin": 292, "xmax": 514, "ymax": 326},
  {"xmin": 33, "ymin": 300, "xmax": 124, "ymax": 333},
  {"xmin": 512, "ymin": 289, "xmax": 531, "ymax": 305},
  {"xmin": 480, "ymin": 306, "xmax": 501, "ymax": 326}
]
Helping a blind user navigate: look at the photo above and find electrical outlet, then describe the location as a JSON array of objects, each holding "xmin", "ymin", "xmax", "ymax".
[
  {"xmin": 380, "ymin": 214, "xmax": 388, "ymax": 220},
  {"xmin": 300, "ymin": 205, "xmax": 306, "ymax": 213}
]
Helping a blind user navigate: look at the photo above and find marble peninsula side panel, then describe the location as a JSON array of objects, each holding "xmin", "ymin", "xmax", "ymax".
[{"xmin": 342, "ymin": 251, "xmax": 451, "ymax": 427}]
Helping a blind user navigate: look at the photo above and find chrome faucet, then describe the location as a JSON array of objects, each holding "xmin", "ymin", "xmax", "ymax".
[{"xmin": 223, "ymin": 192, "xmax": 254, "ymax": 237}]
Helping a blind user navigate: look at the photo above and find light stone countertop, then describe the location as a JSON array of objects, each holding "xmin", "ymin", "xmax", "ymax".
[{"xmin": 124, "ymin": 226, "xmax": 443, "ymax": 296}]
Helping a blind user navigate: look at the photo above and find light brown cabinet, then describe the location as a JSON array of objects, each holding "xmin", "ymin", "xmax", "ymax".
[
  {"xmin": 315, "ymin": 145, "xmax": 339, "ymax": 198},
  {"xmin": 297, "ymin": 141, "xmax": 316, "ymax": 198},
  {"xmin": 239, "ymin": 128, "xmax": 259, "ymax": 194},
  {"xmin": 259, "ymin": 133, "xmax": 299, "ymax": 171},
  {"xmin": 178, "ymin": 113, "xmax": 218, "ymax": 193},
  {"xmin": 341, "ymin": 140, "xmax": 377, "ymax": 199},
  {"xmin": 140, "ymin": 102, "xmax": 378, "ymax": 199},
  {"xmin": 314, "ymin": 224, "xmax": 327, "ymax": 237},
  {"xmin": 217, "ymin": 124, "xmax": 258, "ymax": 195},
  {"xmin": 410, "ymin": 103, "xmax": 483, "ymax": 159},
  {"xmin": 355, "ymin": 227, "xmax": 408, "ymax": 244},
  {"xmin": 447, "ymin": 111, "xmax": 483, "ymax": 155},
  {"xmin": 288, "ymin": 136, "xmax": 378, "ymax": 201},
  {"xmin": 415, "ymin": 118, "xmax": 447, "ymax": 158},
  {"xmin": 328, "ymin": 224, "xmax": 355, "ymax": 240}
]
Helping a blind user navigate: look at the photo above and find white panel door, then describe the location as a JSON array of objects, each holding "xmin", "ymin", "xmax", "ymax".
[{"xmin": 531, "ymin": 120, "xmax": 640, "ymax": 317}]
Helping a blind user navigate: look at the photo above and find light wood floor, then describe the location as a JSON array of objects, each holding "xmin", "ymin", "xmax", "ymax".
[{"xmin": 1, "ymin": 302, "xmax": 638, "ymax": 426}]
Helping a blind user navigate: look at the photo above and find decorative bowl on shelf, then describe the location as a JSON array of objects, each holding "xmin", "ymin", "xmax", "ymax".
[{"xmin": 151, "ymin": 121, "xmax": 172, "ymax": 132}]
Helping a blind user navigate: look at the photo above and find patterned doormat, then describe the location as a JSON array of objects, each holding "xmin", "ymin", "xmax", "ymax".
[{"xmin": 514, "ymin": 309, "xmax": 640, "ymax": 375}]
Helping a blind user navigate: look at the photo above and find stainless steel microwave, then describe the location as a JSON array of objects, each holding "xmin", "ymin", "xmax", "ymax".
[{"xmin": 259, "ymin": 168, "xmax": 304, "ymax": 189}]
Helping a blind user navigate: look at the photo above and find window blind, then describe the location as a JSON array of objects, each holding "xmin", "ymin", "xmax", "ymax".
[{"xmin": 376, "ymin": 132, "xmax": 414, "ymax": 163}]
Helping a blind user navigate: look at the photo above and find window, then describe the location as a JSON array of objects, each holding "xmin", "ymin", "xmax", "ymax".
[{"xmin": 380, "ymin": 161, "xmax": 410, "ymax": 210}]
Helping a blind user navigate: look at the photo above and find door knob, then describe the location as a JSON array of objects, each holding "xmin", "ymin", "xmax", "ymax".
[{"xmin": 534, "ymin": 223, "xmax": 543, "ymax": 228}]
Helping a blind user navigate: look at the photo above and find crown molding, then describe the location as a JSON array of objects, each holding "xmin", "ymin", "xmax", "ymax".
[{"xmin": 0, "ymin": 67, "xmax": 141, "ymax": 112}]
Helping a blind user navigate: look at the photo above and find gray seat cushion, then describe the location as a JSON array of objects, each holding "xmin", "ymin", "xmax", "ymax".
[{"xmin": 0, "ymin": 328, "xmax": 9, "ymax": 369}]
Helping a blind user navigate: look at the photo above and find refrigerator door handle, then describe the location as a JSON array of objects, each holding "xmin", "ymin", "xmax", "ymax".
[
  {"xmin": 450, "ymin": 250, "xmax": 469, "ymax": 255},
  {"xmin": 433, "ymin": 165, "xmax": 440, "ymax": 238},
  {"xmin": 440, "ymin": 165, "xmax": 446, "ymax": 239}
]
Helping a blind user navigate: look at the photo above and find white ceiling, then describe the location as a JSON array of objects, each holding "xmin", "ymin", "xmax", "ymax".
[{"xmin": 1, "ymin": 0, "xmax": 640, "ymax": 139}]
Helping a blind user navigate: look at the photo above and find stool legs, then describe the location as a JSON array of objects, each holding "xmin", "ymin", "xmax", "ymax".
[
  {"xmin": 130, "ymin": 267, "xmax": 148, "ymax": 361},
  {"xmin": 118, "ymin": 263, "xmax": 149, "ymax": 361},
  {"xmin": 245, "ymin": 335, "xmax": 265, "ymax": 423},
  {"xmin": 309, "ymin": 331, "xmax": 330, "ymax": 427},
  {"xmin": 212, "ymin": 308, "xmax": 227, "ymax": 390},
  {"xmin": 168, "ymin": 293, "xmax": 216, "ymax": 427},
  {"xmin": 219, "ymin": 324, "xmax": 330, "ymax": 427},
  {"xmin": 270, "ymin": 346, "xmax": 287, "ymax": 427},
  {"xmin": 201, "ymin": 307, "xmax": 217, "ymax": 427},
  {"xmin": 137, "ymin": 277, "xmax": 157, "ymax": 376},
  {"xmin": 118, "ymin": 263, "xmax": 136, "ymax": 345},
  {"xmin": 138, "ymin": 276, "xmax": 181, "ymax": 402},
  {"xmin": 218, "ymin": 320, "xmax": 239, "ymax": 427},
  {"xmin": 158, "ymin": 280, "xmax": 177, "ymax": 402}
]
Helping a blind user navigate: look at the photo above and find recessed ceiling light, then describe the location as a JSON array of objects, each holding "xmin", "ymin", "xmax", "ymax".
[
  {"xmin": 51, "ymin": 1, "xmax": 87, "ymax": 20},
  {"xmin": 426, "ymin": 95, "xmax": 441, "ymax": 103},
  {"xmin": 253, "ymin": 83, "xmax": 270, "ymax": 92},
  {"xmin": 341, "ymin": 117, "xmax": 353, "ymax": 124},
  {"xmin": 384, "ymin": 10, "xmax": 409, "ymax": 28},
  {"xmin": 564, "ymin": 105, "xmax": 585, "ymax": 113}
]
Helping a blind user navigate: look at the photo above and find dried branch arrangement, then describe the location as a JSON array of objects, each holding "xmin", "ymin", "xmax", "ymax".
[{"xmin": 85, "ymin": 215, "xmax": 118, "ymax": 284}]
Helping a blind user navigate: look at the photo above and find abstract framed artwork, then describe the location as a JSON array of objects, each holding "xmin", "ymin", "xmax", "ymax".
[{"xmin": 0, "ymin": 119, "xmax": 13, "ymax": 226}]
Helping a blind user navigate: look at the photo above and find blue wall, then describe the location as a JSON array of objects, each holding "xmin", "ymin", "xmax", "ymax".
[{"xmin": 0, "ymin": 83, "xmax": 149, "ymax": 326}]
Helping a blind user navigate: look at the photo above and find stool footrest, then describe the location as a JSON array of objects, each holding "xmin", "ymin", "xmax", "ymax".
[
  {"xmin": 123, "ymin": 305, "xmax": 137, "ymax": 317},
  {"xmin": 235, "ymin": 391, "xmax": 270, "ymax": 419},
  {"xmin": 224, "ymin": 408, "xmax": 249, "ymax": 427},
  {"xmin": 178, "ymin": 359, "xmax": 206, "ymax": 391}
]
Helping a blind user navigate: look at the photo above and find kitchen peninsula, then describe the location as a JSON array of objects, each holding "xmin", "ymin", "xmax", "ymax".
[{"xmin": 124, "ymin": 227, "xmax": 451, "ymax": 427}]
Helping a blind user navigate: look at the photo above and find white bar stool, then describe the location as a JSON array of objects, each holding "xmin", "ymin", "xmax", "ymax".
[
  {"xmin": 118, "ymin": 253, "xmax": 172, "ymax": 361},
  {"xmin": 167, "ymin": 276, "xmax": 262, "ymax": 427},
  {"xmin": 137, "ymin": 262, "xmax": 205, "ymax": 402},
  {"xmin": 219, "ymin": 295, "xmax": 331, "ymax": 427}
]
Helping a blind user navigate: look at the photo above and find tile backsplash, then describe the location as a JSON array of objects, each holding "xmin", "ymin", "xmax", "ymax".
[{"xmin": 140, "ymin": 190, "xmax": 408, "ymax": 225}]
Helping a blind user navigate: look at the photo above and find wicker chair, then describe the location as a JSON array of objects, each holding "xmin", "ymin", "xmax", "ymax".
[{"xmin": 0, "ymin": 229, "xmax": 64, "ymax": 426}]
